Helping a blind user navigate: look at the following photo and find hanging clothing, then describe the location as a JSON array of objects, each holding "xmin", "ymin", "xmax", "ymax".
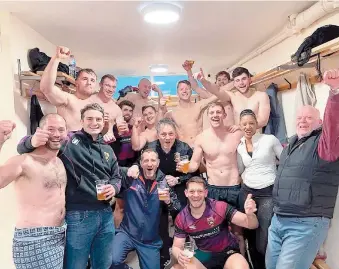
[
  {"xmin": 263, "ymin": 83, "xmax": 288, "ymax": 144},
  {"xmin": 30, "ymin": 94, "xmax": 44, "ymax": 135}
]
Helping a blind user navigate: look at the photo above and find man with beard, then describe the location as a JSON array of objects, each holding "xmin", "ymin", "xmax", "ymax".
[
  {"xmin": 179, "ymin": 102, "xmax": 245, "ymax": 255},
  {"xmin": 0, "ymin": 115, "xmax": 67, "ymax": 269},
  {"xmin": 171, "ymin": 177, "xmax": 258, "ymax": 269},
  {"xmin": 110, "ymin": 100, "xmax": 138, "ymax": 228},
  {"xmin": 118, "ymin": 79, "xmax": 165, "ymax": 117},
  {"xmin": 182, "ymin": 60, "xmax": 234, "ymax": 128},
  {"xmin": 165, "ymin": 79, "xmax": 217, "ymax": 148},
  {"xmin": 40, "ymin": 46, "xmax": 98, "ymax": 131},
  {"xmin": 17, "ymin": 103, "xmax": 122, "ymax": 269},
  {"xmin": 111, "ymin": 149, "xmax": 181, "ymax": 269},
  {"xmin": 131, "ymin": 105, "xmax": 158, "ymax": 151},
  {"xmin": 198, "ymin": 67, "xmax": 270, "ymax": 129},
  {"xmin": 90, "ymin": 74, "xmax": 123, "ymax": 143}
]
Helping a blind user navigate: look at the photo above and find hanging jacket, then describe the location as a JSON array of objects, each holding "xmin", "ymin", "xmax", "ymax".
[
  {"xmin": 17, "ymin": 129, "xmax": 122, "ymax": 211},
  {"xmin": 29, "ymin": 94, "xmax": 44, "ymax": 135},
  {"xmin": 263, "ymin": 83, "xmax": 288, "ymax": 144}
]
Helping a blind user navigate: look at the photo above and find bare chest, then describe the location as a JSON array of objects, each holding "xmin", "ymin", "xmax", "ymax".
[
  {"xmin": 202, "ymin": 135, "xmax": 238, "ymax": 160},
  {"xmin": 25, "ymin": 157, "xmax": 67, "ymax": 189},
  {"xmin": 232, "ymin": 94, "xmax": 260, "ymax": 116},
  {"xmin": 172, "ymin": 106, "xmax": 202, "ymax": 127}
]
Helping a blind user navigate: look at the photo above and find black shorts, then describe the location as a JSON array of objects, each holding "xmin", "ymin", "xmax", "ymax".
[
  {"xmin": 207, "ymin": 184, "xmax": 241, "ymax": 209},
  {"xmin": 195, "ymin": 247, "xmax": 240, "ymax": 269}
]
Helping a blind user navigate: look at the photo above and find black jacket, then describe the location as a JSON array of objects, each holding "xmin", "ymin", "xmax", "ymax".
[
  {"xmin": 17, "ymin": 130, "xmax": 122, "ymax": 211},
  {"xmin": 29, "ymin": 95, "xmax": 44, "ymax": 135}
]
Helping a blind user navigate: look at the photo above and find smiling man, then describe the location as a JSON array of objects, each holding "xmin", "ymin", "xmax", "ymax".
[
  {"xmin": 198, "ymin": 67, "xmax": 270, "ymax": 129},
  {"xmin": 0, "ymin": 116, "xmax": 67, "ymax": 269},
  {"xmin": 90, "ymin": 74, "xmax": 123, "ymax": 143},
  {"xmin": 17, "ymin": 103, "xmax": 122, "ymax": 269},
  {"xmin": 171, "ymin": 176, "xmax": 258, "ymax": 269},
  {"xmin": 266, "ymin": 69, "xmax": 339, "ymax": 269},
  {"xmin": 131, "ymin": 105, "xmax": 158, "ymax": 151},
  {"xmin": 111, "ymin": 149, "xmax": 181, "ymax": 269}
]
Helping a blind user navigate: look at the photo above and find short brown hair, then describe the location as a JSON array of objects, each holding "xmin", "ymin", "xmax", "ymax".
[
  {"xmin": 100, "ymin": 74, "xmax": 117, "ymax": 84},
  {"xmin": 76, "ymin": 68, "xmax": 97, "ymax": 80},
  {"xmin": 206, "ymin": 101, "xmax": 226, "ymax": 114},
  {"xmin": 118, "ymin": 100, "xmax": 135, "ymax": 110},
  {"xmin": 215, "ymin": 71, "xmax": 230, "ymax": 81},
  {"xmin": 141, "ymin": 148, "xmax": 159, "ymax": 161},
  {"xmin": 186, "ymin": 176, "xmax": 207, "ymax": 189},
  {"xmin": 232, "ymin": 67, "xmax": 251, "ymax": 79},
  {"xmin": 80, "ymin": 103, "xmax": 104, "ymax": 119},
  {"xmin": 142, "ymin": 105, "xmax": 156, "ymax": 114},
  {"xmin": 177, "ymin": 79, "xmax": 191, "ymax": 89},
  {"xmin": 39, "ymin": 113, "xmax": 66, "ymax": 128}
]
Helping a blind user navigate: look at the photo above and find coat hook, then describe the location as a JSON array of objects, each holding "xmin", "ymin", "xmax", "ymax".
[{"xmin": 284, "ymin": 78, "xmax": 292, "ymax": 89}]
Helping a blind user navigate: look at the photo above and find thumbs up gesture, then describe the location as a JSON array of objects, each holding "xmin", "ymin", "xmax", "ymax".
[{"xmin": 244, "ymin": 194, "xmax": 257, "ymax": 215}]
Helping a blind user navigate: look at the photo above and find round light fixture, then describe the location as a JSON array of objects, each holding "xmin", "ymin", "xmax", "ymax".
[
  {"xmin": 150, "ymin": 64, "xmax": 168, "ymax": 73},
  {"xmin": 155, "ymin": 81, "xmax": 165, "ymax": 85},
  {"xmin": 141, "ymin": 2, "xmax": 181, "ymax": 24}
]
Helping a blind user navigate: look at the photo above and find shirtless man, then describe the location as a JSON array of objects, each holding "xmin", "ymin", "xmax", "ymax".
[
  {"xmin": 118, "ymin": 78, "xmax": 165, "ymax": 117},
  {"xmin": 165, "ymin": 79, "xmax": 217, "ymax": 147},
  {"xmin": 198, "ymin": 67, "xmax": 270, "ymax": 129},
  {"xmin": 40, "ymin": 46, "xmax": 97, "ymax": 131},
  {"xmin": 0, "ymin": 115, "xmax": 67, "ymax": 269},
  {"xmin": 90, "ymin": 74, "xmax": 123, "ymax": 143},
  {"xmin": 183, "ymin": 60, "xmax": 235, "ymax": 128},
  {"xmin": 178, "ymin": 102, "xmax": 245, "ymax": 254},
  {"xmin": 131, "ymin": 105, "xmax": 158, "ymax": 151}
]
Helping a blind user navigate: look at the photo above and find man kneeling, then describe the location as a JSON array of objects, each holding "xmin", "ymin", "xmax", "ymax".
[
  {"xmin": 172, "ymin": 177, "xmax": 258, "ymax": 269},
  {"xmin": 111, "ymin": 149, "xmax": 181, "ymax": 269}
]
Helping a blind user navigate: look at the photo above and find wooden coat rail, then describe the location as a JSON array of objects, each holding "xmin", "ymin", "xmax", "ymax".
[{"xmin": 251, "ymin": 36, "xmax": 339, "ymax": 90}]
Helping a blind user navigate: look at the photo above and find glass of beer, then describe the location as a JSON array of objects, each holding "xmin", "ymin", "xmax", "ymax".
[
  {"xmin": 180, "ymin": 155, "xmax": 190, "ymax": 174},
  {"xmin": 95, "ymin": 179, "xmax": 108, "ymax": 201},
  {"xmin": 157, "ymin": 181, "xmax": 169, "ymax": 201},
  {"xmin": 183, "ymin": 242, "xmax": 194, "ymax": 263}
]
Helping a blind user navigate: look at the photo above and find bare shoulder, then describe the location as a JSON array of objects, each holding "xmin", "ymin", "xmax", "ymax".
[
  {"xmin": 255, "ymin": 90, "xmax": 269, "ymax": 99},
  {"xmin": 230, "ymin": 129, "xmax": 243, "ymax": 140},
  {"xmin": 196, "ymin": 129, "xmax": 209, "ymax": 143}
]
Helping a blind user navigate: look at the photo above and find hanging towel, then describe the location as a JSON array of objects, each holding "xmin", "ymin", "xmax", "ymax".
[
  {"xmin": 263, "ymin": 83, "xmax": 288, "ymax": 144},
  {"xmin": 291, "ymin": 73, "xmax": 317, "ymax": 133},
  {"xmin": 30, "ymin": 94, "xmax": 44, "ymax": 135}
]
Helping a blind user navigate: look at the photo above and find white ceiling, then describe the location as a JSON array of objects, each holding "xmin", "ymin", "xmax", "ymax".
[{"xmin": 2, "ymin": 1, "xmax": 315, "ymax": 77}]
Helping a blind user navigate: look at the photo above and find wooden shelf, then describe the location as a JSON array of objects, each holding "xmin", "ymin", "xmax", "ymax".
[{"xmin": 251, "ymin": 37, "xmax": 339, "ymax": 90}]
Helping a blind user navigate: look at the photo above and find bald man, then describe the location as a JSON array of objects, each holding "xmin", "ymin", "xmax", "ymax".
[
  {"xmin": 266, "ymin": 69, "xmax": 339, "ymax": 269},
  {"xmin": 0, "ymin": 115, "xmax": 67, "ymax": 269},
  {"xmin": 118, "ymin": 79, "xmax": 165, "ymax": 117}
]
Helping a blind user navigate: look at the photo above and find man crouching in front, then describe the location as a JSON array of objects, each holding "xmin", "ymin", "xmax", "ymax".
[{"xmin": 171, "ymin": 177, "xmax": 258, "ymax": 269}]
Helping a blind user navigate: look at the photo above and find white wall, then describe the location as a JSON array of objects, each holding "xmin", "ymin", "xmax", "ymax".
[
  {"xmin": 236, "ymin": 11, "xmax": 339, "ymax": 269},
  {"xmin": 0, "ymin": 13, "xmax": 57, "ymax": 268}
]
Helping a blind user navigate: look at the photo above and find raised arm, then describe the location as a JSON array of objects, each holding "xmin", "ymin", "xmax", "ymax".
[
  {"xmin": 188, "ymin": 136, "xmax": 204, "ymax": 173},
  {"xmin": 182, "ymin": 60, "xmax": 211, "ymax": 99},
  {"xmin": 0, "ymin": 155, "xmax": 26, "ymax": 189},
  {"xmin": 199, "ymin": 74, "xmax": 232, "ymax": 103},
  {"xmin": 131, "ymin": 118, "xmax": 148, "ymax": 151},
  {"xmin": 40, "ymin": 46, "xmax": 71, "ymax": 107},
  {"xmin": 256, "ymin": 91, "xmax": 270, "ymax": 128},
  {"xmin": 318, "ymin": 69, "xmax": 339, "ymax": 162},
  {"xmin": 0, "ymin": 120, "xmax": 16, "ymax": 151}
]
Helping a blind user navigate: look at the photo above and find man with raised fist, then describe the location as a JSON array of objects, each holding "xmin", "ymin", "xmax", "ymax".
[{"xmin": 266, "ymin": 69, "xmax": 339, "ymax": 269}]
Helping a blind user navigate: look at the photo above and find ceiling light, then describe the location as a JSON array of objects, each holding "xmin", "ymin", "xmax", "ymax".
[
  {"xmin": 150, "ymin": 64, "xmax": 168, "ymax": 73},
  {"xmin": 141, "ymin": 2, "xmax": 181, "ymax": 24}
]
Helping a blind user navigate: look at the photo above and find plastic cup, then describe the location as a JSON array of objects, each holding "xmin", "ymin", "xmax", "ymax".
[{"xmin": 95, "ymin": 179, "xmax": 108, "ymax": 200}]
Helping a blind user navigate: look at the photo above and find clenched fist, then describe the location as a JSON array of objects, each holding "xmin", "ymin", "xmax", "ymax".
[
  {"xmin": 0, "ymin": 120, "xmax": 16, "ymax": 144},
  {"xmin": 244, "ymin": 194, "xmax": 257, "ymax": 215},
  {"xmin": 56, "ymin": 46, "xmax": 71, "ymax": 60},
  {"xmin": 323, "ymin": 69, "xmax": 339, "ymax": 92}
]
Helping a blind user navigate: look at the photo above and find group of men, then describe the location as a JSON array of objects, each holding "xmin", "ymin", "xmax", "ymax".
[{"xmin": 1, "ymin": 44, "xmax": 339, "ymax": 269}]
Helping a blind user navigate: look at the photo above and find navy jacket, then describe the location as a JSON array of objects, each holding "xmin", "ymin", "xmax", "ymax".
[{"xmin": 119, "ymin": 168, "xmax": 181, "ymax": 243}]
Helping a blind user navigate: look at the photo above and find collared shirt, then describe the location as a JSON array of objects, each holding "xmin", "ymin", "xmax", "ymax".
[{"xmin": 237, "ymin": 133, "xmax": 282, "ymax": 189}]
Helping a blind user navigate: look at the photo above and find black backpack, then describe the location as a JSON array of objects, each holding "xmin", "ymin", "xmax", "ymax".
[
  {"xmin": 28, "ymin": 48, "xmax": 69, "ymax": 74},
  {"xmin": 291, "ymin": 25, "xmax": 339, "ymax": 66}
]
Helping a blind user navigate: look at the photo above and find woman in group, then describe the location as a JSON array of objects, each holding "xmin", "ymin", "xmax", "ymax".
[{"xmin": 237, "ymin": 109, "xmax": 283, "ymax": 269}]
